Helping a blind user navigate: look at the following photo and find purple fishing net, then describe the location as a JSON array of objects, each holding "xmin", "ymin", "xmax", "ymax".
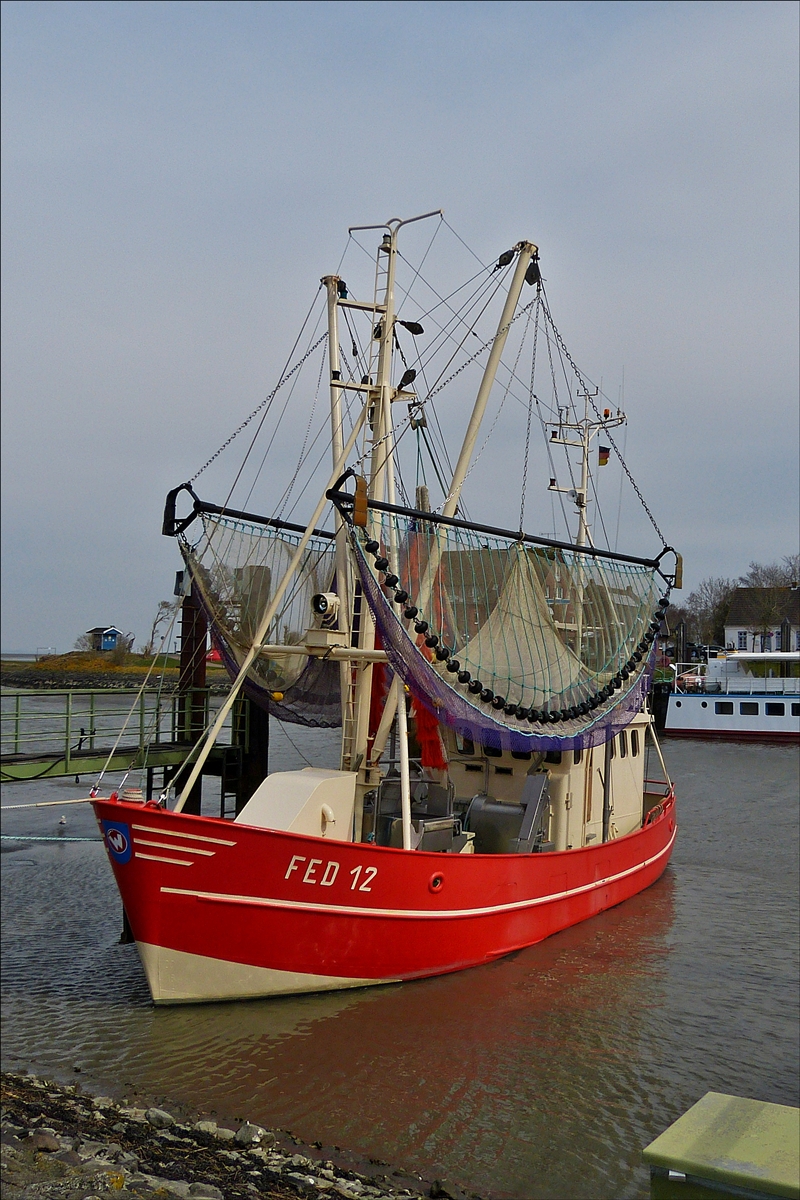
[
  {"xmin": 354, "ymin": 538, "xmax": 654, "ymax": 752},
  {"xmin": 191, "ymin": 578, "xmax": 342, "ymax": 728}
]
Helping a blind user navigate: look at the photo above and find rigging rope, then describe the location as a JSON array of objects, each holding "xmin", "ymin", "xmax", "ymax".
[
  {"xmin": 540, "ymin": 288, "xmax": 667, "ymax": 545},
  {"xmin": 275, "ymin": 340, "xmax": 328, "ymax": 521},
  {"xmin": 422, "ymin": 297, "xmax": 536, "ymax": 406},
  {"xmin": 519, "ymin": 292, "xmax": 540, "ymax": 530},
  {"xmin": 188, "ymin": 331, "xmax": 328, "ymax": 485}
]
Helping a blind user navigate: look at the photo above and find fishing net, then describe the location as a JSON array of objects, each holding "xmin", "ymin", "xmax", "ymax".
[
  {"xmin": 180, "ymin": 514, "xmax": 342, "ymax": 727},
  {"xmin": 352, "ymin": 512, "xmax": 665, "ymax": 752}
]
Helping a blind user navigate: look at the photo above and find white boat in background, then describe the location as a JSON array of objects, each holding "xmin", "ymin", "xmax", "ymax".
[{"xmin": 664, "ymin": 652, "xmax": 800, "ymax": 742}]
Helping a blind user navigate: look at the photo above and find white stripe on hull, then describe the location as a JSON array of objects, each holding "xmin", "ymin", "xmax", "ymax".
[
  {"xmin": 159, "ymin": 828, "xmax": 676, "ymax": 921},
  {"xmin": 136, "ymin": 941, "xmax": 392, "ymax": 1005}
]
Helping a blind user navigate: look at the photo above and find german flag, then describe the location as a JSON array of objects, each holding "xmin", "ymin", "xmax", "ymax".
[{"xmin": 598, "ymin": 445, "xmax": 610, "ymax": 467}]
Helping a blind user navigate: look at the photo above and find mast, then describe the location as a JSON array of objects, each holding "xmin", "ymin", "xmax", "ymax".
[
  {"xmin": 346, "ymin": 229, "xmax": 396, "ymax": 830},
  {"xmin": 332, "ymin": 211, "xmax": 441, "ymax": 838},
  {"xmin": 548, "ymin": 390, "xmax": 625, "ymax": 657},
  {"xmin": 415, "ymin": 242, "xmax": 537, "ymax": 617},
  {"xmin": 322, "ymin": 275, "xmax": 354, "ymax": 746},
  {"xmin": 443, "ymin": 243, "xmax": 538, "ymax": 519},
  {"xmin": 174, "ymin": 405, "xmax": 369, "ymax": 812}
]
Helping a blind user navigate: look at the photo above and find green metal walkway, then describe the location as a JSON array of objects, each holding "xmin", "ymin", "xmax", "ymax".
[{"xmin": 0, "ymin": 687, "xmax": 239, "ymax": 783}]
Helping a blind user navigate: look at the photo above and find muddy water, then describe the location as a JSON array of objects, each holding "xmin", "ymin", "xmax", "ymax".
[{"xmin": 2, "ymin": 735, "xmax": 798, "ymax": 1199}]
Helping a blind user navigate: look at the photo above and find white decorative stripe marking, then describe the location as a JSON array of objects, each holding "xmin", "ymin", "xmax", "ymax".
[
  {"xmin": 132, "ymin": 824, "xmax": 236, "ymax": 846},
  {"xmin": 134, "ymin": 837, "xmax": 215, "ymax": 857},
  {"xmin": 136, "ymin": 852, "xmax": 193, "ymax": 867},
  {"xmin": 161, "ymin": 829, "xmax": 676, "ymax": 920}
]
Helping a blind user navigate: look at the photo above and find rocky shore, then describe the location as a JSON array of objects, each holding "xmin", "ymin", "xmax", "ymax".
[
  {"xmin": 0, "ymin": 669, "xmax": 184, "ymax": 692},
  {"xmin": 0, "ymin": 665, "xmax": 230, "ymax": 694},
  {"xmin": 1, "ymin": 1074, "xmax": 468, "ymax": 1200}
]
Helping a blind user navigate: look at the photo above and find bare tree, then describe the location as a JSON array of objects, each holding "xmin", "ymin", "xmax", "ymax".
[
  {"xmin": 782, "ymin": 553, "xmax": 800, "ymax": 583},
  {"xmin": 73, "ymin": 633, "xmax": 94, "ymax": 652},
  {"xmin": 739, "ymin": 556, "xmax": 800, "ymax": 587},
  {"xmin": 141, "ymin": 600, "xmax": 180, "ymax": 656},
  {"xmin": 745, "ymin": 587, "xmax": 789, "ymax": 651},
  {"xmin": 686, "ymin": 577, "xmax": 737, "ymax": 645},
  {"xmin": 663, "ymin": 602, "xmax": 699, "ymax": 643}
]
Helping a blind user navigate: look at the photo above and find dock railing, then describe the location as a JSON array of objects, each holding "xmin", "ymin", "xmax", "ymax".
[{"xmin": 0, "ymin": 687, "xmax": 236, "ymax": 779}]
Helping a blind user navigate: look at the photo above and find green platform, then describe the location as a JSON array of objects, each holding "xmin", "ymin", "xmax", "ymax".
[{"xmin": 643, "ymin": 1092, "xmax": 800, "ymax": 1200}]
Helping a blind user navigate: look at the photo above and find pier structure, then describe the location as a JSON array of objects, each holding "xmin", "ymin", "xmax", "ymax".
[
  {"xmin": 1, "ymin": 684, "xmax": 270, "ymax": 814},
  {"xmin": 1, "ymin": 592, "xmax": 270, "ymax": 810}
]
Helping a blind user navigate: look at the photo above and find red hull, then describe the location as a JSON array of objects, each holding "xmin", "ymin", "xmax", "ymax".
[{"xmin": 93, "ymin": 793, "xmax": 676, "ymax": 1003}]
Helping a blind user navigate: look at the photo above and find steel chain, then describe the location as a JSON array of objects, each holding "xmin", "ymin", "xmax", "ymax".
[
  {"xmin": 519, "ymin": 293, "xmax": 541, "ymax": 529},
  {"xmin": 189, "ymin": 333, "xmax": 328, "ymax": 483},
  {"xmin": 542, "ymin": 301, "xmax": 667, "ymax": 545},
  {"xmin": 275, "ymin": 339, "xmax": 329, "ymax": 520},
  {"xmin": 422, "ymin": 299, "xmax": 536, "ymax": 405}
]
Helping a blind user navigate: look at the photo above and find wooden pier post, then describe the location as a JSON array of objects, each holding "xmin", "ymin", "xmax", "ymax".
[
  {"xmin": 177, "ymin": 584, "xmax": 207, "ymax": 815},
  {"xmin": 235, "ymin": 699, "xmax": 270, "ymax": 814}
]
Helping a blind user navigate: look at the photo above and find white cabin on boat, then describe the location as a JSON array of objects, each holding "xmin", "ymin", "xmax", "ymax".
[{"xmin": 665, "ymin": 651, "xmax": 800, "ymax": 741}]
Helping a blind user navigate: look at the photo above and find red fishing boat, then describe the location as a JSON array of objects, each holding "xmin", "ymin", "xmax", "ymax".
[{"xmin": 93, "ymin": 212, "xmax": 680, "ymax": 1003}]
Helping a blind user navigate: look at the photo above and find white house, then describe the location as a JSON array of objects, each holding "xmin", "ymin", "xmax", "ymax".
[{"xmin": 724, "ymin": 587, "xmax": 800, "ymax": 652}]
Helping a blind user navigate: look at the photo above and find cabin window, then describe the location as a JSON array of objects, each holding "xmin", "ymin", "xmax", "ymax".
[
  {"xmin": 456, "ymin": 735, "xmax": 474, "ymax": 755},
  {"xmin": 544, "ymin": 750, "xmax": 562, "ymax": 764},
  {"xmin": 737, "ymin": 631, "xmax": 747, "ymax": 649},
  {"xmin": 483, "ymin": 744, "xmax": 503, "ymax": 758},
  {"xmin": 619, "ymin": 731, "xmax": 628, "ymax": 758},
  {"xmin": 792, "ymin": 703, "xmax": 800, "ymax": 716},
  {"xmin": 765, "ymin": 703, "xmax": 785, "ymax": 717},
  {"xmin": 630, "ymin": 729, "xmax": 639, "ymax": 756},
  {"xmin": 740, "ymin": 702, "xmax": 759, "ymax": 716},
  {"xmin": 608, "ymin": 739, "xmax": 616, "ymax": 759},
  {"xmin": 573, "ymin": 748, "xmax": 582, "ymax": 765},
  {"xmin": 511, "ymin": 750, "xmax": 532, "ymax": 761},
  {"xmin": 494, "ymin": 766, "xmax": 513, "ymax": 775},
  {"xmin": 715, "ymin": 702, "xmax": 734, "ymax": 715}
]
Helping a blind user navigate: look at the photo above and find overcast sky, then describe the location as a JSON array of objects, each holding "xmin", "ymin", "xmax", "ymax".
[{"xmin": 2, "ymin": 0, "xmax": 798, "ymax": 652}]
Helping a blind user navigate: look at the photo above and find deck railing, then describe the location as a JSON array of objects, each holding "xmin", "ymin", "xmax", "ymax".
[{"xmin": 669, "ymin": 663, "xmax": 798, "ymax": 696}]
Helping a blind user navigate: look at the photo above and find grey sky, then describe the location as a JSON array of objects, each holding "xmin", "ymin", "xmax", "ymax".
[{"xmin": 2, "ymin": 0, "xmax": 798, "ymax": 652}]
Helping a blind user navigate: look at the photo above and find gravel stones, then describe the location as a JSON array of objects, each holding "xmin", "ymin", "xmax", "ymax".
[
  {"xmin": 145, "ymin": 1107, "xmax": 175, "ymax": 1129},
  {"xmin": 1, "ymin": 1071, "xmax": 444, "ymax": 1199},
  {"xmin": 27, "ymin": 1131, "xmax": 60, "ymax": 1152},
  {"xmin": 234, "ymin": 1121, "xmax": 269, "ymax": 1147},
  {"xmin": 192, "ymin": 1120, "xmax": 218, "ymax": 1135}
]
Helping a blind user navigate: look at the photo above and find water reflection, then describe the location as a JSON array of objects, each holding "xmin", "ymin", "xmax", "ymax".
[{"xmin": 3, "ymin": 741, "xmax": 798, "ymax": 1200}]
